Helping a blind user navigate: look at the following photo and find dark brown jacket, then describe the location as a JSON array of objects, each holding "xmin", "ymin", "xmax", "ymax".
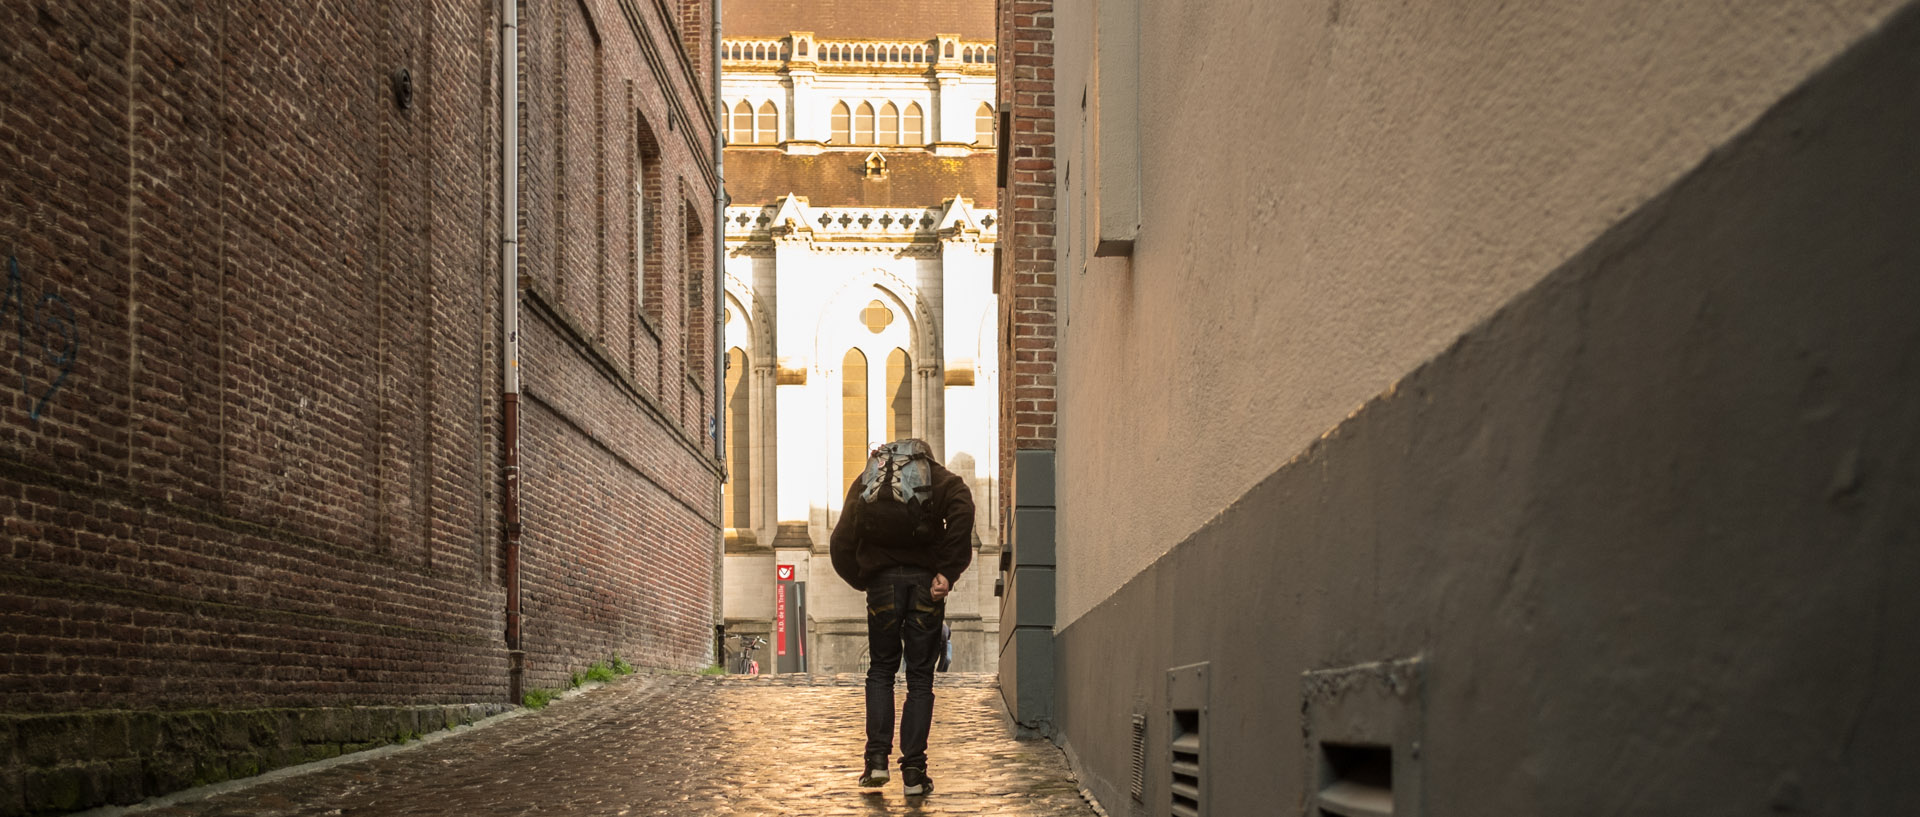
[{"xmin": 829, "ymin": 460, "xmax": 974, "ymax": 591}]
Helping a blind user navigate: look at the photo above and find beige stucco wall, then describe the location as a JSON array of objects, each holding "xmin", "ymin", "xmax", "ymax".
[{"xmin": 1050, "ymin": 0, "xmax": 1910, "ymax": 626}]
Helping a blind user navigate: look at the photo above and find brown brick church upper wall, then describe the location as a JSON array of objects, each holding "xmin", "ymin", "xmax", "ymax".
[
  {"xmin": 723, "ymin": 0, "xmax": 994, "ymax": 40},
  {"xmin": 724, "ymin": 150, "xmax": 997, "ymax": 207}
]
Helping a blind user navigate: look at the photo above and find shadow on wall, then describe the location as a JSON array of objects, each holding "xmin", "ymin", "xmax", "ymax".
[{"xmin": 1050, "ymin": 6, "xmax": 1920, "ymax": 815}]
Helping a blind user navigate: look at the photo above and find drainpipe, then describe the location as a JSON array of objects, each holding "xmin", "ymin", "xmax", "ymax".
[
  {"xmin": 711, "ymin": 0, "xmax": 728, "ymax": 664},
  {"xmin": 500, "ymin": 0, "xmax": 526, "ymax": 705}
]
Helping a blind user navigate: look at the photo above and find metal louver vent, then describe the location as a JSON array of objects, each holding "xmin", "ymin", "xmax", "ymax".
[
  {"xmin": 1129, "ymin": 714, "xmax": 1147, "ymax": 802},
  {"xmin": 1167, "ymin": 662, "xmax": 1210, "ymax": 817},
  {"xmin": 1170, "ymin": 709, "xmax": 1202, "ymax": 817}
]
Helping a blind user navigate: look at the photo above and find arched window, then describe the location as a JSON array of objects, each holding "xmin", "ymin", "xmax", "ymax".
[
  {"xmin": 724, "ymin": 347, "xmax": 750, "ymax": 529},
  {"xmin": 975, "ymin": 103, "xmax": 995, "ymax": 147},
  {"xmin": 854, "ymin": 102, "xmax": 875, "ymax": 145},
  {"xmin": 886, "ymin": 348, "xmax": 912, "ymax": 442},
  {"xmin": 902, "ymin": 103, "xmax": 924, "ymax": 145},
  {"xmin": 756, "ymin": 101, "xmax": 778, "ymax": 144},
  {"xmin": 730, "ymin": 101, "xmax": 752, "ymax": 144},
  {"xmin": 877, "ymin": 103, "xmax": 899, "ymax": 146},
  {"xmin": 842, "ymin": 349, "xmax": 869, "ymax": 495},
  {"xmin": 830, "ymin": 101, "xmax": 850, "ymax": 145}
]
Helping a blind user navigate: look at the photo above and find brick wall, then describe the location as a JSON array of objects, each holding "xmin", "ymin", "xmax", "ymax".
[
  {"xmin": 996, "ymin": 0, "xmax": 1058, "ymax": 514},
  {"xmin": 0, "ymin": 0, "xmax": 721, "ymax": 812}
]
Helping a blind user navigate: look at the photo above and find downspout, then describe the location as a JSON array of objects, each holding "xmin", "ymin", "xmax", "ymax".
[
  {"xmin": 711, "ymin": 0, "xmax": 728, "ymax": 669},
  {"xmin": 500, "ymin": 0, "xmax": 525, "ymax": 704}
]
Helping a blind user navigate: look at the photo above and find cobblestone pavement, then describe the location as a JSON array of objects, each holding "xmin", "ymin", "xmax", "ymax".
[{"xmin": 109, "ymin": 673, "xmax": 1100, "ymax": 817}]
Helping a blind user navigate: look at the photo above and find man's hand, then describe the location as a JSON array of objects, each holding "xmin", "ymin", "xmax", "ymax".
[{"xmin": 930, "ymin": 573, "xmax": 951, "ymax": 602}]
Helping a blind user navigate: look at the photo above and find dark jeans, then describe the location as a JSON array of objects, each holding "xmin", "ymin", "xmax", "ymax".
[{"xmin": 864, "ymin": 566, "xmax": 945, "ymax": 770}]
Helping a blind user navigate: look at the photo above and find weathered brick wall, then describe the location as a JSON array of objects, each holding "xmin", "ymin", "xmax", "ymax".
[
  {"xmin": 995, "ymin": 0, "xmax": 1058, "ymax": 515},
  {"xmin": 0, "ymin": 0, "xmax": 721, "ymax": 812},
  {"xmin": 514, "ymin": 0, "xmax": 724, "ymax": 688}
]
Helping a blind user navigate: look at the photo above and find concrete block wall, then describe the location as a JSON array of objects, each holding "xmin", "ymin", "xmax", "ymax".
[{"xmin": 0, "ymin": 0, "xmax": 722, "ymax": 813}]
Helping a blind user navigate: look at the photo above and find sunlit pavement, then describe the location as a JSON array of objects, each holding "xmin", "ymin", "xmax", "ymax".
[{"xmin": 107, "ymin": 673, "xmax": 1100, "ymax": 817}]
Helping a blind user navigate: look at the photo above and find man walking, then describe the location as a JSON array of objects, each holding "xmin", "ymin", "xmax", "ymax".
[{"xmin": 830, "ymin": 438, "xmax": 974, "ymax": 796}]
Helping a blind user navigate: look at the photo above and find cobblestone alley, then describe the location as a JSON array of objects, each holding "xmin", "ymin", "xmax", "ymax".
[{"xmin": 89, "ymin": 674, "xmax": 1099, "ymax": 817}]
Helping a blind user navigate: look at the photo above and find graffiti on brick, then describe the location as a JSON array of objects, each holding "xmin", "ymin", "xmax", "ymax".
[{"xmin": 2, "ymin": 254, "xmax": 79, "ymax": 422}]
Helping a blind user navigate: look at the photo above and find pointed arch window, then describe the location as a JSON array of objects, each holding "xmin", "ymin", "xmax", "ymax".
[
  {"xmin": 756, "ymin": 101, "xmax": 778, "ymax": 144},
  {"xmin": 830, "ymin": 101, "xmax": 851, "ymax": 145},
  {"xmin": 902, "ymin": 103, "xmax": 924, "ymax": 146},
  {"xmin": 842, "ymin": 349, "xmax": 870, "ymax": 494},
  {"xmin": 975, "ymin": 103, "xmax": 996, "ymax": 147},
  {"xmin": 886, "ymin": 348, "xmax": 912, "ymax": 442},
  {"xmin": 854, "ymin": 102, "xmax": 876, "ymax": 145},
  {"xmin": 877, "ymin": 103, "xmax": 899, "ymax": 146},
  {"xmin": 724, "ymin": 347, "xmax": 751, "ymax": 529},
  {"xmin": 730, "ymin": 101, "xmax": 752, "ymax": 144}
]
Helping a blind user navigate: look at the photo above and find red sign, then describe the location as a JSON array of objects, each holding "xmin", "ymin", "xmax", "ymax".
[
  {"xmin": 777, "ymin": 564, "xmax": 795, "ymax": 581},
  {"xmin": 775, "ymin": 584, "xmax": 787, "ymax": 655}
]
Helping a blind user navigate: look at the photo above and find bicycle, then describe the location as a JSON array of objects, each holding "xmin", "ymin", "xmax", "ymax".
[{"xmin": 724, "ymin": 633, "xmax": 765, "ymax": 675}]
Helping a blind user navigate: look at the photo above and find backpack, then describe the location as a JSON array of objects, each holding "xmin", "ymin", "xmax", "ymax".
[{"xmin": 856, "ymin": 439, "xmax": 940, "ymax": 549}]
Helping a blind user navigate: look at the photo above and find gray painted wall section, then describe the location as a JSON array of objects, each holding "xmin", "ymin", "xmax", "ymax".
[
  {"xmin": 999, "ymin": 449, "xmax": 1057, "ymax": 734},
  {"xmin": 1053, "ymin": 8, "xmax": 1920, "ymax": 814}
]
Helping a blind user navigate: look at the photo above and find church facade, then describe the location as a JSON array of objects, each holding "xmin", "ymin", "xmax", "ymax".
[{"xmin": 718, "ymin": 0, "xmax": 1001, "ymax": 673}]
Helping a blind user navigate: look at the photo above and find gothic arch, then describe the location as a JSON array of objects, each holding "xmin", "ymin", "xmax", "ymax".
[
  {"xmin": 724, "ymin": 271, "xmax": 772, "ymax": 353},
  {"xmin": 813, "ymin": 269, "xmax": 942, "ymax": 525},
  {"xmin": 811, "ymin": 267, "xmax": 939, "ymax": 376}
]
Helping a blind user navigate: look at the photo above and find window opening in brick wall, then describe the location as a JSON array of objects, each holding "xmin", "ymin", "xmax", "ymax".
[
  {"xmin": 842, "ymin": 349, "xmax": 869, "ymax": 494},
  {"xmin": 684, "ymin": 201, "xmax": 710, "ymax": 387},
  {"xmin": 635, "ymin": 112, "xmax": 662, "ymax": 328}
]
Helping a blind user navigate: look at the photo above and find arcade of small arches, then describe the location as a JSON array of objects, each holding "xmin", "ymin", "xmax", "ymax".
[
  {"xmin": 721, "ymin": 40, "xmax": 996, "ymax": 66},
  {"xmin": 727, "ymin": 100, "xmax": 995, "ymax": 147}
]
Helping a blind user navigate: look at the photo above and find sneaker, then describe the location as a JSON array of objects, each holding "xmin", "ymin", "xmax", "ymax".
[
  {"xmin": 858, "ymin": 759, "xmax": 889, "ymax": 788},
  {"xmin": 901, "ymin": 767, "xmax": 934, "ymax": 796}
]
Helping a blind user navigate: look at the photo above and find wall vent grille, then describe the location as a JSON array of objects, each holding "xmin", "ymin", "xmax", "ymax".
[
  {"xmin": 1302, "ymin": 658, "xmax": 1424, "ymax": 817},
  {"xmin": 1129, "ymin": 713, "xmax": 1147, "ymax": 802},
  {"xmin": 1170, "ymin": 709, "xmax": 1202, "ymax": 817},
  {"xmin": 1167, "ymin": 662, "xmax": 1209, "ymax": 817},
  {"xmin": 1316, "ymin": 743, "xmax": 1393, "ymax": 817}
]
